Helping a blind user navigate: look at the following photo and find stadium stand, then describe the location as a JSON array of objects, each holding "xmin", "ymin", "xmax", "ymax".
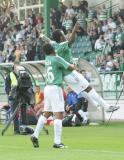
[{"xmin": 0, "ymin": 0, "xmax": 123, "ymax": 71}]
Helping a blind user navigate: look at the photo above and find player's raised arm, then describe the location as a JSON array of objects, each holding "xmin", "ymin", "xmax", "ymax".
[
  {"xmin": 67, "ymin": 22, "xmax": 80, "ymax": 44},
  {"xmin": 40, "ymin": 34, "xmax": 55, "ymax": 44}
]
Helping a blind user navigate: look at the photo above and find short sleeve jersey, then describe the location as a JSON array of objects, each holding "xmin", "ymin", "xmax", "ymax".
[
  {"xmin": 45, "ymin": 55, "xmax": 71, "ymax": 86},
  {"xmin": 52, "ymin": 41, "xmax": 73, "ymax": 76},
  {"xmin": 53, "ymin": 41, "xmax": 73, "ymax": 63}
]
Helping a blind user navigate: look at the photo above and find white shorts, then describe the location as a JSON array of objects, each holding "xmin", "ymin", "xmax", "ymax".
[
  {"xmin": 64, "ymin": 70, "xmax": 89, "ymax": 94},
  {"xmin": 44, "ymin": 85, "xmax": 65, "ymax": 112}
]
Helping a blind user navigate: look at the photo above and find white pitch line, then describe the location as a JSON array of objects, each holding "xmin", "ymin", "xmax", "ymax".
[
  {"xmin": 65, "ymin": 149, "xmax": 124, "ymax": 155},
  {"xmin": 0, "ymin": 145, "xmax": 124, "ymax": 155}
]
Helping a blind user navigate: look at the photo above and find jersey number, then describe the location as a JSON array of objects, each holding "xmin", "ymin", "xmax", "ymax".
[{"xmin": 46, "ymin": 67, "xmax": 54, "ymax": 83}]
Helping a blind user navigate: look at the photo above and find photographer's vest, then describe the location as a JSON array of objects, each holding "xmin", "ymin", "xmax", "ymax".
[
  {"xmin": 35, "ymin": 92, "xmax": 40, "ymax": 105},
  {"xmin": 10, "ymin": 72, "xmax": 18, "ymax": 87}
]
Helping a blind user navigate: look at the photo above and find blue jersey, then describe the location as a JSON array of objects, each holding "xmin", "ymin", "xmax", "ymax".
[{"xmin": 66, "ymin": 91, "xmax": 78, "ymax": 108}]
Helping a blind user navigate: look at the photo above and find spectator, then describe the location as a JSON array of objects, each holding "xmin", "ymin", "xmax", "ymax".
[
  {"xmin": 101, "ymin": 20, "xmax": 109, "ymax": 33},
  {"xmin": 14, "ymin": 44, "xmax": 21, "ymax": 62},
  {"xmin": 59, "ymin": 2, "xmax": 67, "ymax": 14},
  {"xmin": 62, "ymin": 15, "xmax": 73, "ymax": 32},
  {"xmin": 95, "ymin": 35, "xmax": 105, "ymax": 51},
  {"xmin": 0, "ymin": 50, "xmax": 5, "ymax": 62},
  {"xmin": 20, "ymin": 45, "xmax": 27, "ymax": 62},
  {"xmin": 65, "ymin": 2, "xmax": 75, "ymax": 18},
  {"xmin": 105, "ymin": 55, "xmax": 114, "ymax": 71},
  {"xmin": 34, "ymin": 85, "xmax": 44, "ymax": 117},
  {"xmin": 35, "ymin": 13, "xmax": 44, "ymax": 25},
  {"xmin": 36, "ymin": 37, "xmax": 45, "ymax": 60},
  {"xmin": 76, "ymin": 9, "xmax": 87, "ymax": 30},
  {"xmin": 99, "ymin": 4, "xmax": 107, "ymax": 21},
  {"xmin": 108, "ymin": 17, "xmax": 117, "ymax": 30}
]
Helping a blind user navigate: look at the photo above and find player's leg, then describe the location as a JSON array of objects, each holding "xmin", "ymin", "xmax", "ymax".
[
  {"xmin": 81, "ymin": 97, "xmax": 89, "ymax": 125},
  {"xmin": 53, "ymin": 112, "xmax": 67, "ymax": 148},
  {"xmin": 76, "ymin": 96, "xmax": 89, "ymax": 125},
  {"xmin": 64, "ymin": 70, "xmax": 98, "ymax": 107},
  {"xmin": 64, "ymin": 70, "xmax": 119, "ymax": 112},
  {"xmin": 84, "ymin": 86, "xmax": 119, "ymax": 112},
  {"xmin": 51, "ymin": 86, "xmax": 67, "ymax": 149},
  {"xmin": 64, "ymin": 70, "xmax": 89, "ymax": 94},
  {"xmin": 31, "ymin": 112, "xmax": 51, "ymax": 148},
  {"xmin": 30, "ymin": 85, "xmax": 52, "ymax": 148}
]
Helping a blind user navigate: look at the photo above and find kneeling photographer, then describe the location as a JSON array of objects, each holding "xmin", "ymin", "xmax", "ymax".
[
  {"xmin": 5, "ymin": 61, "xmax": 35, "ymax": 134},
  {"xmin": 63, "ymin": 86, "xmax": 89, "ymax": 127}
]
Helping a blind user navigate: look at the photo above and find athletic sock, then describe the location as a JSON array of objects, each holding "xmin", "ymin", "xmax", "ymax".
[
  {"xmin": 82, "ymin": 111, "xmax": 88, "ymax": 121},
  {"xmin": 78, "ymin": 110, "xmax": 88, "ymax": 121},
  {"xmin": 33, "ymin": 115, "xmax": 47, "ymax": 139},
  {"xmin": 71, "ymin": 114, "xmax": 76, "ymax": 122},
  {"xmin": 78, "ymin": 109, "xmax": 84, "ymax": 119},
  {"xmin": 83, "ymin": 91, "xmax": 99, "ymax": 107},
  {"xmin": 54, "ymin": 119, "xmax": 62, "ymax": 144},
  {"xmin": 88, "ymin": 88, "xmax": 110, "ymax": 109}
]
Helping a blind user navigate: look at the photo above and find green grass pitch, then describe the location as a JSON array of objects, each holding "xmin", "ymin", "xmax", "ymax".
[{"xmin": 0, "ymin": 123, "xmax": 124, "ymax": 160}]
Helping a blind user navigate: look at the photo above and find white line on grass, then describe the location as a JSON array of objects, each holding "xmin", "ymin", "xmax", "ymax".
[
  {"xmin": 0, "ymin": 145, "xmax": 124, "ymax": 155},
  {"xmin": 68, "ymin": 149, "xmax": 124, "ymax": 155}
]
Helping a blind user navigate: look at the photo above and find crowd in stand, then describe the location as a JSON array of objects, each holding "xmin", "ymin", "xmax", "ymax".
[
  {"xmin": 0, "ymin": 3, "xmax": 44, "ymax": 62},
  {"xmin": 0, "ymin": 0, "xmax": 124, "ymax": 71}
]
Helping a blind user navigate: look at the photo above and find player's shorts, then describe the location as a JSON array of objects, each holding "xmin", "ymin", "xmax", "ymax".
[
  {"xmin": 44, "ymin": 85, "xmax": 65, "ymax": 112},
  {"xmin": 64, "ymin": 70, "xmax": 89, "ymax": 94}
]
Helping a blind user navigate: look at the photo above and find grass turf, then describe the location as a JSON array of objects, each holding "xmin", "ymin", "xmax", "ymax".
[{"xmin": 0, "ymin": 123, "xmax": 124, "ymax": 160}]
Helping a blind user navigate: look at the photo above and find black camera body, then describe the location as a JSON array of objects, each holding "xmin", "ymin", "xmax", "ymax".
[{"xmin": 18, "ymin": 71, "xmax": 32, "ymax": 88}]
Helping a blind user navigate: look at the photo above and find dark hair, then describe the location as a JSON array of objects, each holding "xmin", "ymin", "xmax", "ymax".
[
  {"xmin": 52, "ymin": 29, "xmax": 63, "ymax": 43},
  {"xmin": 43, "ymin": 43, "xmax": 55, "ymax": 55}
]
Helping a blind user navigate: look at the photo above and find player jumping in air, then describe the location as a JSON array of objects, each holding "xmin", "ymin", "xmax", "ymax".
[{"xmin": 40, "ymin": 23, "xmax": 119, "ymax": 113}]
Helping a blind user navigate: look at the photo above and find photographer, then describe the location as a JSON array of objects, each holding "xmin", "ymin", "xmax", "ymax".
[
  {"xmin": 64, "ymin": 87, "xmax": 85, "ymax": 126},
  {"xmin": 5, "ymin": 61, "xmax": 35, "ymax": 134}
]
